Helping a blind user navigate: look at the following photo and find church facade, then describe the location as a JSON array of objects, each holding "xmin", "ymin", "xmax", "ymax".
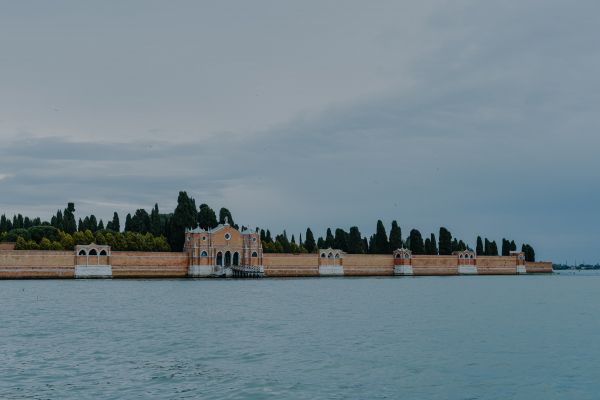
[{"xmin": 184, "ymin": 219, "xmax": 264, "ymax": 277}]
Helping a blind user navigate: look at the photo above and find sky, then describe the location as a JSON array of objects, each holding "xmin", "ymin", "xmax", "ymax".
[{"xmin": 1, "ymin": 1, "xmax": 599, "ymax": 263}]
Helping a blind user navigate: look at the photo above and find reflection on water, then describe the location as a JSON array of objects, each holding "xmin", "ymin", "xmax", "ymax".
[{"xmin": 1, "ymin": 274, "xmax": 599, "ymax": 399}]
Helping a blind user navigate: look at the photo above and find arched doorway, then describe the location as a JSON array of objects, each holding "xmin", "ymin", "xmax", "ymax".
[
  {"xmin": 233, "ymin": 252, "xmax": 239, "ymax": 266},
  {"xmin": 225, "ymin": 251, "xmax": 232, "ymax": 266},
  {"xmin": 216, "ymin": 252, "xmax": 223, "ymax": 266}
]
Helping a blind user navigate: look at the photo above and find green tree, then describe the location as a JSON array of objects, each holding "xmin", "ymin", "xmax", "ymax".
[
  {"xmin": 489, "ymin": 240, "xmax": 498, "ymax": 256},
  {"xmin": 108, "ymin": 212, "xmax": 120, "ymax": 232},
  {"xmin": 347, "ymin": 226, "xmax": 364, "ymax": 254},
  {"xmin": 219, "ymin": 207, "xmax": 234, "ymax": 226},
  {"xmin": 438, "ymin": 227, "xmax": 452, "ymax": 255},
  {"xmin": 169, "ymin": 191, "xmax": 198, "ymax": 251},
  {"xmin": 389, "ymin": 220, "xmax": 402, "ymax": 250},
  {"xmin": 39, "ymin": 237, "xmax": 52, "ymax": 250},
  {"xmin": 372, "ymin": 220, "xmax": 389, "ymax": 254},
  {"xmin": 522, "ymin": 244, "xmax": 535, "ymax": 262},
  {"xmin": 198, "ymin": 204, "xmax": 218, "ymax": 230},
  {"xmin": 124, "ymin": 213, "xmax": 133, "ymax": 232},
  {"xmin": 325, "ymin": 228, "xmax": 334, "ymax": 248},
  {"xmin": 150, "ymin": 204, "xmax": 162, "ymax": 236},
  {"xmin": 476, "ymin": 236, "xmax": 484, "ymax": 255},
  {"xmin": 62, "ymin": 203, "xmax": 77, "ymax": 234},
  {"xmin": 334, "ymin": 228, "xmax": 348, "ymax": 251},
  {"xmin": 409, "ymin": 229, "xmax": 425, "ymax": 255},
  {"xmin": 429, "ymin": 233, "xmax": 438, "ymax": 255},
  {"xmin": 59, "ymin": 231, "xmax": 75, "ymax": 250},
  {"xmin": 304, "ymin": 228, "xmax": 316, "ymax": 253},
  {"xmin": 501, "ymin": 239, "xmax": 510, "ymax": 256}
]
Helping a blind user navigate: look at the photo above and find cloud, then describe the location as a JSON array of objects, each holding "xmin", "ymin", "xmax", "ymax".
[{"xmin": 0, "ymin": 1, "xmax": 599, "ymax": 263}]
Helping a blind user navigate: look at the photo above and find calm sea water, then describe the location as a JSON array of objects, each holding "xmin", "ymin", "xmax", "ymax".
[{"xmin": 1, "ymin": 272, "xmax": 599, "ymax": 399}]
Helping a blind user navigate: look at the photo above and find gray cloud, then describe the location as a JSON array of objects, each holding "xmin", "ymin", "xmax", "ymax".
[{"xmin": 1, "ymin": 0, "xmax": 599, "ymax": 262}]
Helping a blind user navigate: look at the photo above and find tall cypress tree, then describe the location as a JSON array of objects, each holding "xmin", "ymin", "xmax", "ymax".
[
  {"xmin": 325, "ymin": 228, "xmax": 334, "ymax": 248},
  {"xmin": 510, "ymin": 240, "xmax": 517, "ymax": 252},
  {"xmin": 372, "ymin": 220, "xmax": 389, "ymax": 254},
  {"xmin": 490, "ymin": 241, "xmax": 499, "ymax": 256},
  {"xmin": 111, "ymin": 212, "xmax": 120, "ymax": 232},
  {"xmin": 150, "ymin": 204, "xmax": 162, "ymax": 236},
  {"xmin": 169, "ymin": 191, "xmax": 198, "ymax": 251},
  {"xmin": 430, "ymin": 233, "xmax": 438, "ymax": 255},
  {"xmin": 501, "ymin": 239, "xmax": 510, "ymax": 256},
  {"xmin": 438, "ymin": 227, "xmax": 452, "ymax": 255},
  {"xmin": 484, "ymin": 238, "xmax": 490, "ymax": 255},
  {"xmin": 476, "ymin": 236, "xmax": 484, "ymax": 255},
  {"xmin": 522, "ymin": 244, "xmax": 535, "ymax": 262},
  {"xmin": 304, "ymin": 228, "xmax": 316, "ymax": 253},
  {"xmin": 347, "ymin": 226, "xmax": 364, "ymax": 254},
  {"xmin": 218, "ymin": 207, "xmax": 234, "ymax": 227},
  {"xmin": 198, "ymin": 204, "xmax": 218, "ymax": 230},
  {"xmin": 334, "ymin": 228, "xmax": 348, "ymax": 252},
  {"xmin": 424, "ymin": 238, "xmax": 432, "ymax": 254},
  {"xmin": 409, "ymin": 229, "xmax": 425, "ymax": 255},
  {"xmin": 63, "ymin": 203, "xmax": 77, "ymax": 234},
  {"xmin": 389, "ymin": 220, "xmax": 402, "ymax": 250},
  {"xmin": 124, "ymin": 213, "xmax": 133, "ymax": 232}
]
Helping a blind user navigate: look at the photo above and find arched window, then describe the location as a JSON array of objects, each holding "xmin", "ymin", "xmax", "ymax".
[
  {"xmin": 328, "ymin": 252, "xmax": 333, "ymax": 259},
  {"xmin": 201, "ymin": 251, "xmax": 208, "ymax": 257},
  {"xmin": 225, "ymin": 251, "xmax": 231, "ymax": 266},
  {"xmin": 99, "ymin": 250, "xmax": 107, "ymax": 256},
  {"xmin": 216, "ymin": 252, "xmax": 223, "ymax": 266},
  {"xmin": 459, "ymin": 254, "xmax": 463, "ymax": 259},
  {"xmin": 335, "ymin": 254, "xmax": 340, "ymax": 259},
  {"xmin": 233, "ymin": 252, "xmax": 239, "ymax": 266},
  {"xmin": 78, "ymin": 249, "xmax": 86, "ymax": 256},
  {"xmin": 395, "ymin": 253, "xmax": 401, "ymax": 259},
  {"xmin": 252, "ymin": 251, "xmax": 258, "ymax": 257},
  {"xmin": 321, "ymin": 253, "xmax": 326, "ymax": 258},
  {"xmin": 89, "ymin": 249, "xmax": 98, "ymax": 256}
]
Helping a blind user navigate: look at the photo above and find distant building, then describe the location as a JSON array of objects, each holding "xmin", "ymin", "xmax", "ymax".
[{"xmin": 184, "ymin": 218, "xmax": 263, "ymax": 277}]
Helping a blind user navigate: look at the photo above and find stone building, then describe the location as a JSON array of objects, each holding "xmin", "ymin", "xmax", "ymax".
[{"xmin": 184, "ymin": 218, "xmax": 263, "ymax": 277}]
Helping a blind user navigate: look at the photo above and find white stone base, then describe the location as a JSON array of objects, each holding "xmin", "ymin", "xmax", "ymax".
[
  {"xmin": 188, "ymin": 265, "xmax": 214, "ymax": 277},
  {"xmin": 517, "ymin": 266, "xmax": 527, "ymax": 274},
  {"xmin": 75, "ymin": 265, "xmax": 112, "ymax": 278},
  {"xmin": 394, "ymin": 265, "xmax": 413, "ymax": 276},
  {"xmin": 319, "ymin": 265, "xmax": 344, "ymax": 276},
  {"xmin": 458, "ymin": 265, "xmax": 478, "ymax": 275}
]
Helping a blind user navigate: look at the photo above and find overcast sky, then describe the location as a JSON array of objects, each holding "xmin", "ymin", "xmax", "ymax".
[{"xmin": 1, "ymin": 1, "xmax": 599, "ymax": 263}]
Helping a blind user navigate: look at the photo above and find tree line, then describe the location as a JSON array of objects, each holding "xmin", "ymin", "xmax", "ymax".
[{"xmin": 0, "ymin": 191, "xmax": 536, "ymax": 261}]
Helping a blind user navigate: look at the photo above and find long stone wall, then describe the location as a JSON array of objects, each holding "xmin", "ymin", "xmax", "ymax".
[
  {"xmin": 343, "ymin": 254, "xmax": 394, "ymax": 276},
  {"xmin": 412, "ymin": 256, "xmax": 459, "ymax": 275},
  {"xmin": 525, "ymin": 262, "xmax": 553, "ymax": 273},
  {"xmin": 111, "ymin": 252, "xmax": 189, "ymax": 278},
  {"xmin": 0, "ymin": 250, "xmax": 75, "ymax": 279},
  {"xmin": 263, "ymin": 254, "xmax": 319, "ymax": 277},
  {"xmin": 0, "ymin": 249, "xmax": 553, "ymax": 279}
]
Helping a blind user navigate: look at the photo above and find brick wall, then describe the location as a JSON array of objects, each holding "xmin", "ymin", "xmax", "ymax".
[
  {"xmin": 111, "ymin": 251, "xmax": 189, "ymax": 278},
  {"xmin": 343, "ymin": 254, "xmax": 394, "ymax": 276},
  {"xmin": 412, "ymin": 255, "xmax": 458, "ymax": 275},
  {"xmin": 476, "ymin": 256, "xmax": 518, "ymax": 274},
  {"xmin": 263, "ymin": 254, "xmax": 319, "ymax": 277},
  {"xmin": 0, "ymin": 250, "xmax": 75, "ymax": 279},
  {"xmin": 525, "ymin": 262, "xmax": 553, "ymax": 273}
]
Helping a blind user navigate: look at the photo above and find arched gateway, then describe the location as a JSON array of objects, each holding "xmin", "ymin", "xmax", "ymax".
[{"xmin": 184, "ymin": 221, "xmax": 264, "ymax": 278}]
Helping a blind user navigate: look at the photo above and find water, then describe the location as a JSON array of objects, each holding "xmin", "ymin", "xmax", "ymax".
[{"xmin": 1, "ymin": 272, "xmax": 599, "ymax": 399}]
